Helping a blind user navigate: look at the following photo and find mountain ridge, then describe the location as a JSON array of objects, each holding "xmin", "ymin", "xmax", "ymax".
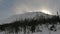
[{"xmin": 0, "ymin": 12, "xmax": 54, "ymax": 24}]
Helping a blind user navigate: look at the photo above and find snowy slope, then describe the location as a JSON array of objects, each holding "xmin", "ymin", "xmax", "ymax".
[
  {"xmin": 0, "ymin": 12, "xmax": 60, "ymax": 34},
  {"xmin": 0, "ymin": 12, "xmax": 53, "ymax": 24}
]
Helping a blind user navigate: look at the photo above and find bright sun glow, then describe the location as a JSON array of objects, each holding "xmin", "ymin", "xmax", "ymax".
[{"xmin": 40, "ymin": 9, "xmax": 52, "ymax": 15}]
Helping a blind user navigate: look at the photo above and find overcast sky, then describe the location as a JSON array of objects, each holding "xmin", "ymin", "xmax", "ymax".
[{"xmin": 0, "ymin": 0, "xmax": 60, "ymax": 20}]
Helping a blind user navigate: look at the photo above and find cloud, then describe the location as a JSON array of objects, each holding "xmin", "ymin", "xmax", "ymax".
[
  {"xmin": 12, "ymin": 0, "xmax": 52, "ymax": 14},
  {"xmin": 0, "ymin": 0, "xmax": 60, "ymax": 20},
  {"xmin": 0, "ymin": 0, "xmax": 2, "ymax": 1},
  {"xmin": 0, "ymin": 0, "xmax": 15, "ymax": 20},
  {"xmin": 12, "ymin": 0, "xmax": 60, "ymax": 15}
]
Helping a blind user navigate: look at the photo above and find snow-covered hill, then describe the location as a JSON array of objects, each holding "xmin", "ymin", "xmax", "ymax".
[
  {"xmin": 0, "ymin": 12, "xmax": 54, "ymax": 24},
  {"xmin": 0, "ymin": 12, "xmax": 59, "ymax": 34}
]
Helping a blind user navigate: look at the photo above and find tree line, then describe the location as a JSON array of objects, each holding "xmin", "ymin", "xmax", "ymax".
[{"xmin": 0, "ymin": 15, "xmax": 60, "ymax": 34}]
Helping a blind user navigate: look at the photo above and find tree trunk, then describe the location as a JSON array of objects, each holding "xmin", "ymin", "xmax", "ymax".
[{"xmin": 24, "ymin": 27, "xmax": 26, "ymax": 34}]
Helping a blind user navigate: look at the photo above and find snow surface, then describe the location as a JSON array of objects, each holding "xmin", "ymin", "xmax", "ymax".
[
  {"xmin": 0, "ymin": 12, "xmax": 59, "ymax": 34},
  {"xmin": 0, "ymin": 24, "xmax": 60, "ymax": 34},
  {"xmin": 0, "ymin": 12, "xmax": 53, "ymax": 24}
]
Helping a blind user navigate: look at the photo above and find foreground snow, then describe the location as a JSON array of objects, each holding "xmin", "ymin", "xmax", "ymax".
[{"xmin": 0, "ymin": 24, "xmax": 60, "ymax": 34}]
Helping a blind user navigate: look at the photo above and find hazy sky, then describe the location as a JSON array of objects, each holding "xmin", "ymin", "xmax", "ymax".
[{"xmin": 0, "ymin": 0, "xmax": 60, "ymax": 20}]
